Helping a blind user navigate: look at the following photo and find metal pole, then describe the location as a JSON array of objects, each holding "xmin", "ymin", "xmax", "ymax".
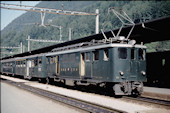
[
  {"xmin": 95, "ymin": 9, "xmax": 99, "ymax": 34},
  {"xmin": 28, "ymin": 35, "xmax": 30, "ymax": 51},
  {"xmin": 40, "ymin": 10, "xmax": 46, "ymax": 26},
  {"xmin": 59, "ymin": 26, "xmax": 62, "ymax": 41},
  {"xmin": 69, "ymin": 28, "xmax": 71, "ymax": 41},
  {"xmin": 20, "ymin": 42, "xmax": 22, "ymax": 53}
]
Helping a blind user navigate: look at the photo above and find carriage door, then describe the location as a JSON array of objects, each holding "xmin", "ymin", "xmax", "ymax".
[
  {"xmin": 130, "ymin": 48, "xmax": 138, "ymax": 79},
  {"xmin": 55, "ymin": 56, "xmax": 60, "ymax": 74},
  {"xmin": 26, "ymin": 60, "xmax": 31, "ymax": 76},
  {"xmin": 80, "ymin": 53, "xmax": 85, "ymax": 76}
]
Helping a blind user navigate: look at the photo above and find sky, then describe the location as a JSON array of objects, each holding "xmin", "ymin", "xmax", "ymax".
[{"xmin": 1, "ymin": 1, "xmax": 40, "ymax": 30}]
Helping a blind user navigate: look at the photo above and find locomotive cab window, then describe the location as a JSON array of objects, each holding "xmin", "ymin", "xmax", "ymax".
[
  {"xmin": 139, "ymin": 49, "xmax": 145, "ymax": 60},
  {"xmin": 85, "ymin": 52, "xmax": 90, "ymax": 61},
  {"xmin": 93, "ymin": 50, "xmax": 99, "ymax": 61},
  {"xmin": 104, "ymin": 49, "xmax": 109, "ymax": 61},
  {"xmin": 131, "ymin": 48, "xmax": 135, "ymax": 59},
  {"xmin": 118, "ymin": 48, "xmax": 127, "ymax": 59}
]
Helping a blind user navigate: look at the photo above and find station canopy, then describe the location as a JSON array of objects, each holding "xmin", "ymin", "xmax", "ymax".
[{"xmin": 2, "ymin": 16, "xmax": 170, "ymax": 60}]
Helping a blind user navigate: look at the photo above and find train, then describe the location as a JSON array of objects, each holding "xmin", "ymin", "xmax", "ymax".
[{"xmin": 0, "ymin": 36, "xmax": 147, "ymax": 96}]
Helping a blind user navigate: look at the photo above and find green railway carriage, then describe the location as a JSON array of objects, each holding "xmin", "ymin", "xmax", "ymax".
[
  {"xmin": 1, "ymin": 58, "xmax": 16, "ymax": 75},
  {"xmin": 46, "ymin": 42, "xmax": 147, "ymax": 95},
  {"xmin": 22, "ymin": 54, "xmax": 47, "ymax": 79},
  {"xmin": 15, "ymin": 58, "xmax": 26, "ymax": 76}
]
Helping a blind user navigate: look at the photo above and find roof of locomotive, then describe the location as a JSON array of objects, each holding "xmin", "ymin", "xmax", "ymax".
[{"xmin": 46, "ymin": 43, "xmax": 146, "ymax": 56}]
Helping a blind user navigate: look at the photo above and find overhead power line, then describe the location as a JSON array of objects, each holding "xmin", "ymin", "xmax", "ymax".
[
  {"xmin": 0, "ymin": 3, "xmax": 99, "ymax": 34},
  {"xmin": 0, "ymin": 3, "xmax": 97, "ymax": 16},
  {"xmin": 26, "ymin": 38, "xmax": 64, "ymax": 43}
]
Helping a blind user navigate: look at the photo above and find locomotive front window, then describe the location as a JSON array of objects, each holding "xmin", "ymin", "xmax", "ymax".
[
  {"xmin": 139, "ymin": 49, "xmax": 145, "ymax": 60},
  {"xmin": 118, "ymin": 48, "xmax": 127, "ymax": 59}
]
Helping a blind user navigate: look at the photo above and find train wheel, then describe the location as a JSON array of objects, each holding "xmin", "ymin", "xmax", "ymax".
[
  {"xmin": 24, "ymin": 76, "xmax": 32, "ymax": 80},
  {"xmin": 131, "ymin": 88, "xmax": 141, "ymax": 97},
  {"xmin": 46, "ymin": 78, "xmax": 50, "ymax": 84},
  {"xmin": 49, "ymin": 78, "xmax": 55, "ymax": 85}
]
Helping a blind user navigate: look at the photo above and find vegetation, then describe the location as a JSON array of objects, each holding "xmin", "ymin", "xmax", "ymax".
[{"xmin": 1, "ymin": 1, "xmax": 170, "ymax": 57}]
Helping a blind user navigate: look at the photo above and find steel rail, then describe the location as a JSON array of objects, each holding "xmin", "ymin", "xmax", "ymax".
[{"xmin": 122, "ymin": 96, "xmax": 170, "ymax": 109}]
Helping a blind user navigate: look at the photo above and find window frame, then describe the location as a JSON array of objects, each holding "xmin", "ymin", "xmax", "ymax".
[
  {"xmin": 103, "ymin": 49, "xmax": 109, "ymax": 61},
  {"xmin": 138, "ymin": 48, "xmax": 145, "ymax": 60},
  {"xmin": 131, "ymin": 48, "xmax": 135, "ymax": 60},
  {"xmin": 85, "ymin": 52, "xmax": 91, "ymax": 62},
  {"xmin": 118, "ymin": 48, "xmax": 128, "ymax": 59},
  {"xmin": 93, "ymin": 50, "xmax": 99, "ymax": 61}
]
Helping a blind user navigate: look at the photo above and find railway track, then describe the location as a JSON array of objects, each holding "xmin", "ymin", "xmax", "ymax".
[
  {"xmin": 122, "ymin": 96, "xmax": 170, "ymax": 109},
  {"xmin": 1, "ymin": 78, "xmax": 126, "ymax": 113}
]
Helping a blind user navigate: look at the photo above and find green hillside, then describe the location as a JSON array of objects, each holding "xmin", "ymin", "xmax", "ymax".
[{"xmin": 1, "ymin": 1, "xmax": 170, "ymax": 57}]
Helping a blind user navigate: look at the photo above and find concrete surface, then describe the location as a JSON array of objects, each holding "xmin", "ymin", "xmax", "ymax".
[
  {"xmin": 143, "ymin": 87, "xmax": 170, "ymax": 101},
  {"xmin": 1, "ymin": 82, "xmax": 82, "ymax": 113}
]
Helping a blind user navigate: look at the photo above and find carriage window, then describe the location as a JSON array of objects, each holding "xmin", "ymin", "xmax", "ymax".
[
  {"xmin": 118, "ymin": 48, "xmax": 127, "ymax": 59},
  {"xmin": 20, "ymin": 61, "xmax": 22, "ymax": 67},
  {"xmin": 93, "ymin": 50, "xmax": 99, "ymax": 61},
  {"xmin": 50, "ymin": 57, "xmax": 54, "ymax": 64},
  {"xmin": 39, "ymin": 58, "xmax": 42, "ymax": 66},
  {"xmin": 54, "ymin": 56, "xmax": 59, "ymax": 63},
  {"xmin": 32, "ymin": 60, "xmax": 35, "ymax": 67},
  {"xmin": 54, "ymin": 56, "xmax": 57, "ymax": 63},
  {"xmin": 63, "ymin": 54, "xmax": 68, "ymax": 63},
  {"xmin": 9, "ymin": 63, "xmax": 12, "ymax": 67},
  {"xmin": 23, "ymin": 60, "xmax": 26, "ymax": 67},
  {"xmin": 85, "ymin": 52, "xmax": 90, "ymax": 61},
  {"xmin": 104, "ymin": 49, "xmax": 109, "ymax": 61},
  {"xmin": 18, "ymin": 61, "xmax": 21, "ymax": 67},
  {"xmin": 35, "ymin": 59, "xmax": 38, "ymax": 66},
  {"xmin": 16, "ymin": 62, "xmax": 18, "ymax": 67},
  {"xmin": 70, "ymin": 54, "xmax": 75, "ymax": 62},
  {"xmin": 46, "ymin": 57, "xmax": 50, "ymax": 64},
  {"xmin": 131, "ymin": 48, "xmax": 135, "ymax": 59},
  {"xmin": 139, "ymin": 49, "xmax": 145, "ymax": 60}
]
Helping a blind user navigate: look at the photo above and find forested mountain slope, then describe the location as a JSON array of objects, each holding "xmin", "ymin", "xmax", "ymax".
[{"xmin": 1, "ymin": 1, "xmax": 170, "ymax": 57}]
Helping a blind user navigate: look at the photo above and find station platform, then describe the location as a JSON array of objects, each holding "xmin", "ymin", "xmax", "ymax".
[
  {"xmin": 1, "ymin": 75, "xmax": 170, "ymax": 101},
  {"xmin": 1, "ymin": 75, "xmax": 170, "ymax": 113},
  {"xmin": 143, "ymin": 86, "xmax": 170, "ymax": 101}
]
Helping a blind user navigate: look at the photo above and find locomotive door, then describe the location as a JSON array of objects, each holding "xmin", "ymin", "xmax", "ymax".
[
  {"xmin": 84, "ymin": 52, "xmax": 92, "ymax": 78},
  {"xmin": 130, "ymin": 48, "xmax": 138, "ymax": 78}
]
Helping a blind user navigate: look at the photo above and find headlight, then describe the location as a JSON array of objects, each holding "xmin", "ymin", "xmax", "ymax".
[
  {"xmin": 119, "ymin": 71, "xmax": 124, "ymax": 76},
  {"xmin": 141, "ymin": 71, "xmax": 146, "ymax": 75}
]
